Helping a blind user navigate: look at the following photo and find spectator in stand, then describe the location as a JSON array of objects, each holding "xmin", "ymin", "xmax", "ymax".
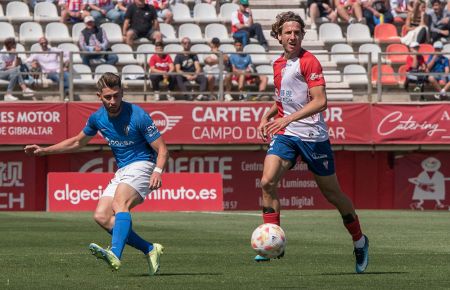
[
  {"xmin": 151, "ymin": 0, "xmax": 174, "ymax": 24},
  {"xmin": 115, "ymin": 0, "xmax": 132, "ymax": 23},
  {"xmin": 231, "ymin": 0, "xmax": 269, "ymax": 51},
  {"xmin": 0, "ymin": 38, "xmax": 35, "ymax": 101},
  {"xmin": 426, "ymin": 41, "xmax": 450, "ymax": 100},
  {"xmin": 59, "ymin": 0, "xmax": 90, "ymax": 23},
  {"xmin": 174, "ymin": 37, "xmax": 208, "ymax": 101},
  {"xmin": 401, "ymin": 0, "xmax": 428, "ymax": 45},
  {"xmin": 79, "ymin": 16, "xmax": 119, "ymax": 66},
  {"xmin": 87, "ymin": 0, "xmax": 123, "ymax": 24},
  {"xmin": 26, "ymin": 37, "xmax": 70, "ymax": 97},
  {"xmin": 363, "ymin": 0, "xmax": 394, "ymax": 34},
  {"xmin": 307, "ymin": 0, "xmax": 338, "ymax": 30},
  {"xmin": 229, "ymin": 38, "xmax": 267, "ymax": 101},
  {"xmin": 334, "ymin": 0, "xmax": 365, "ymax": 24},
  {"xmin": 123, "ymin": 0, "xmax": 162, "ymax": 46},
  {"xmin": 390, "ymin": 0, "xmax": 410, "ymax": 23},
  {"xmin": 149, "ymin": 42, "xmax": 176, "ymax": 101},
  {"xmin": 427, "ymin": 0, "xmax": 450, "ymax": 43},
  {"xmin": 405, "ymin": 41, "xmax": 428, "ymax": 92}
]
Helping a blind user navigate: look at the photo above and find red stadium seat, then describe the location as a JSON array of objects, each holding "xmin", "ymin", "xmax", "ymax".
[
  {"xmin": 386, "ymin": 43, "xmax": 409, "ymax": 64},
  {"xmin": 418, "ymin": 43, "xmax": 435, "ymax": 58},
  {"xmin": 397, "ymin": 64, "xmax": 408, "ymax": 85},
  {"xmin": 371, "ymin": 64, "xmax": 398, "ymax": 86},
  {"xmin": 374, "ymin": 23, "xmax": 400, "ymax": 43},
  {"xmin": 401, "ymin": 24, "xmax": 408, "ymax": 37}
]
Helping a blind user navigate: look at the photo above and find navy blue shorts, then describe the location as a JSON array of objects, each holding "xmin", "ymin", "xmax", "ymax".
[{"xmin": 267, "ymin": 134, "xmax": 335, "ymax": 176}]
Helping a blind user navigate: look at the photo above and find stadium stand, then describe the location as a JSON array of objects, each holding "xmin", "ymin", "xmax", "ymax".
[
  {"xmin": 330, "ymin": 44, "xmax": 358, "ymax": 65},
  {"xmin": 6, "ymin": 1, "xmax": 33, "ymax": 22},
  {"xmin": 171, "ymin": 3, "xmax": 193, "ymax": 24},
  {"xmin": 58, "ymin": 43, "xmax": 83, "ymax": 63},
  {"xmin": 190, "ymin": 43, "xmax": 211, "ymax": 65},
  {"xmin": 0, "ymin": 22, "xmax": 16, "ymax": 42},
  {"xmin": 193, "ymin": 3, "xmax": 219, "ymax": 23},
  {"xmin": 178, "ymin": 23, "xmax": 203, "ymax": 43},
  {"xmin": 19, "ymin": 22, "xmax": 44, "ymax": 44},
  {"xmin": 45, "ymin": 22, "xmax": 72, "ymax": 44},
  {"xmin": 374, "ymin": 23, "xmax": 400, "ymax": 44},
  {"xmin": 136, "ymin": 43, "xmax": 155, "ymax": 64},
  {"xmin": 346, "ymin": 23, "xmax": 373, "ymax": 45},
  {"xmin": 112, "ymin": 43, "xmax": 139, "ymax": 65},
  {"xmin": 33, "ymin": 2, "xmax": 60, "ymax": 23},
  {"xmin": 386, "ymin": 43, "xmax": 409, "ymax": 64},
  {"xmin": 159, "ymin": 23, "xmax": 178, "ymax": 43},
  {"xmin": 205, "ymin": 23, "xmax": 231, "ymax": 43}
]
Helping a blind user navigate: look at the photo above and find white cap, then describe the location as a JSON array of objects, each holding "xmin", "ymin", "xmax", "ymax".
[
  {"xmin": 84, "ymin": 16, "xmax": 95, "ymax": 23},
  {"xmin": 409, "ymin": 41, "xmax": 419, "ymax": 48},
  {"xmin": 433, "ymin": 41, "xmax": 443, "ymax": 49}
]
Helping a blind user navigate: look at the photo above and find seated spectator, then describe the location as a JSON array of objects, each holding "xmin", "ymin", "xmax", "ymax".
[
  {"xmin": 307, "ymin": 0, "xmax": 337, "ymax": 30},
  {"xmin": 401, "ymin": 0, "xmax": 428, "ymax": 45},
  {"xmin": 115, "ymin": 0, "xmax": 132, "ymax": 23},
  {"xmin": 152, "ymin": 0, "xmax": 174, "ymax": 24},
  {"xmin": 123, "ymin": 0, "xmax": 162, "ymax": 46},
  {"xmin": 229, "ymin": 39, "xmax": 267, "ymax": 101},
  {"xmin": 0, "ymin": 38, "xmax": 35, "ymax": 101},
  {"xmin": 26, "ymin": 37, "xmax": 70, "ymax": 97},
  {"xmin": 149, "ymin": 42, "xmax": 176, "ymax": 101},
  {"xmin": 231, "ymin": 0, "xmax": 269, "ymax": 51},
  {"xmin": 427, "ymin": 0, "xmax": 450, "ymax": 43},
  {"xmin": 174, "ymin": 37, "xmax": 208, "ymax": 101},
  {"xmin": 426, "ymin": 41, "xmax": 450, "ymax": 100},
  {"xmin": 203, "ymin": 37, "xmax": 232, "ymax": 101},
  {"xmin": 334, "ymin": 0, "xmax": 365, "ymax": 24},
  {"xmin": 59, "ymin": 0, "xmax": 90, "ymax": 23},
  {"xmin": 363, "ymin": 0, "xmax": 394, "ymax": 34},
  {"xmin": 405, "ymin": 41, "xmax": 428, "ymax": 92},
  {"xmin": 87, "ymin": 0, "xmax": 122, "ymax": 24},
  {"xmin": 79, "ymin": 16, "xmax": 119, "ymax": 66},
  {"xmin": 390, "ymin": 0, "xmax": 410, "ymax": 23}
]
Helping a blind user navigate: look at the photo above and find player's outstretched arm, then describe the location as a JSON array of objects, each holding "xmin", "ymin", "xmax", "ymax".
[
  {"xmin": 24, "ymin": 131, "xmax": 94, "ymax": 156},
  {"xmin": 148, "ymin": 137, "xmax": 169, "ymax": 191}
]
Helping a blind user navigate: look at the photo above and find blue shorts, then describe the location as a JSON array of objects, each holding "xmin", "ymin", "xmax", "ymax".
[{"xmin": 267, "ymin": 134, "xmax": 335, "ymax": 176}]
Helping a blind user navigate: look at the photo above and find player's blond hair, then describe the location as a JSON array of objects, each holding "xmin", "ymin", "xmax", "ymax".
[
  {"xmin": 271, "ymin": 11, "xmax": 306, "ymax": 44},
  {"xmin": 96, "ymin": 72, "xmax": 121, "ymax": 93}
]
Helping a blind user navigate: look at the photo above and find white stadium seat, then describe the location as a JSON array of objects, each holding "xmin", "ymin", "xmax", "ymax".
[
  {"xmin": 72, "ymin": 22, "xmax": 85, "ymax": 43},
  {"xmin": 330, "ymin": 43, "xmax": 358, "ymax": 65},
  {"xmin": 100, "ymin": 23, "xmax": 123, "ymax": 43},
  {"xmin": 193, "ymin": 3, "xmax": 219, "ymax": 23},
  {"xmin": 30, "ymin": 43, "xmax": 42, "ymax": 52},
  {"xmin": 0, "ymin": 22, "xmax": 16, "ymax": 42},
  {"xmin": 178, "ymin": 23, "xmax": 203, "ymax": 43},
  {"xmin": 94, "ymin": 64, "xmax": 118, "ymax": 81},
  {"xmin": 159, "ymin": 23, "xmax": 178, "ymax": 43},
  {"xmin": 343, "ymin": 64, "xmax": 368, "ymax": 86},
  {"xmin": 163, "ymin": 43, "xmax": 183, "ymax": 60},
  {"xmin": 111, "ymin": 43, "xmax": 138, "ymax": 64},
  {"xmin": 319, "ymin": 23, "xmax": 345, "ymax": 44},
  {"xmin": 34, "ymin": 2, "xmax": 60, "ymax": 22},
  {"xmin": 243, "ymin": 44, "xmax": 270, "ymax": 65},
  {"xmin": 0, "ymin": 5, "xmax": 7, "ymax": 21},
  {"xmin": 58, "ymin": 43, "xmax": 83, "ymax": 63},
  {"xmin": 6, "ymin": 1, "xmax": 33, "ymax": 22},
  {"xmin": 346, "ymin": 23, "xmax": 373, "ymax": 44},
  {"xmin": 324, "ymin": 70, "xmax": 342, "ymax": 83},
  {"xmin": 122, "ymin": 64, "xmax": 146, "ymax": 86},
  {"xmin": 255, "ymin": 65, "xmax": 274, "ymax": 86},
  {"xmin": 73, "ymin": 64, "xmax": 95, "ymax": 85},
  {"xmin": 219, "ymin": 3, "xmax": 239, "ymax": 22},
  {"xmin": 190, "ymin": 43, "xmax": 211, "ymax": 65},
  {"xmin": 358, "ymin": 43, "xmax": 384, "ymax": 64},
  {"xmin": 172, "ymin": 3, "xmax": 193, "ymax": 23},
  {"xmin": 19, "ymin": 22, "xmax": 44, "ymax": 44},
  {"xmin": 205, "ymin": 23, "xmax": 232, "ymax": 43},
  {"xmin": 219, "ymin": 43, "xmax": 236, "ymax": 53},
  {"xmin": 136, "ymin": 43, "xmax": 155, "ymax": 64},
  {"xmin": 46, "ymin": 22, "xmax": 72, "ymax": 43}
]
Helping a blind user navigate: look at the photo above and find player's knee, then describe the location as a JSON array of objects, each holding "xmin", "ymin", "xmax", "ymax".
[
  {"xmin": 261, "ymin": 177, "xmax": 277, "ymax": 192},
  {"xmin": 93, "ymin": 211, "xmax": 109, "ymax": 227}
]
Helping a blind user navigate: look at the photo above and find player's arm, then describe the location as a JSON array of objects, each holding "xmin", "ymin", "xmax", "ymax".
[
  {"xmin": 24, "ymin": 131, "xmax": 94, "ymax": 156},
  {"xmin": 148, "ymin": 137, "xmax": 169, "ymax": 190},
  {"xmin": 265, "ymin": 86, "xmax": 327, "ymax": 136},
  {"xmin": 258, "ymin": 103, "xmax": 278, "ymax": 141}
]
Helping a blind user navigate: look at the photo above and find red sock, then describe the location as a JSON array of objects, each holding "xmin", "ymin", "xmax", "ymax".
[
  {"xmin": 344, "ymin": 215, "xmax": 363, "ymax": 242},
  {"xmin": 263, "ymin": 212, "xmax": 280, "ymax": 226}
]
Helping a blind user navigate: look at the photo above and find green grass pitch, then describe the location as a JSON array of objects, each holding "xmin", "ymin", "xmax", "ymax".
[{"xmin": 1, "ymin": 210, "xmax": 449, "ymax": 289}]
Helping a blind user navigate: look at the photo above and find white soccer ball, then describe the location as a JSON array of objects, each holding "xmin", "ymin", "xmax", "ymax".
[{"xmin": 251, "ymin": 223, "xmax": 286, "ymax": 258}]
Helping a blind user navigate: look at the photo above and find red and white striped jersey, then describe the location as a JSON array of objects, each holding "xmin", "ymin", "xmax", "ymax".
[
  {"xmin": 272, "ymin": 49, "xmax": 329, "ymax": 142},
  {"xmin": 59, "ymin": 0, "xmax": 87, "ymax": 11}
]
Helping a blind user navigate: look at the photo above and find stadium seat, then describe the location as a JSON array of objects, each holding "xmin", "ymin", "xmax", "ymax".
[
  {"xmin": 172, "ymin": 3, "xmax": 193, "ymax": 23},
  {"xmin": 136, "ymin": 43, "xmax": 155, "ymax": 64},
  {"xmin": 397, "ymin": 64, "xmax": 408, "ymax": 85},
  {"xmin": 34, "ymin": 2, "xmax": 60, "ymax": 22},
  {"xmin": 346, "ymin": 23, "xmax": 373, "ymax": 44},
  {"xmin": 205, "ymin": 23, "xmax": 232, "ymax": 43},
  {"xmin": 72, "ymin": 22, "xmax": 85, "ymax": 43},
  {"xmin": 159, "ymin": 23, "xmax": 178, "ymax": 43},
  {"xmin": 94, "ymin": 64, "xmax": 118, "ymax": 81},
  {"xmin": 319, "ymin": 23, "xmax": 345, "ymax": 44},
  {"xmin": 219, "ymin": 3, "xmax": 239, "ymax": 22},
  {"xmin": 58, "ymin": 43, "xmax": 83, "ymax": 63},
  {"xmin": 324, "ymin": 70, "xmax": 342, "ymax": 83},
  {"xmin": 443, "ymin": 43, "xmax": 450, "ymax": 58},
  {"xmin": 311, "ymin": 50, "xmax": 329, "ymax": 63},
  {"xmin": 178, "ymin": 23, "xmax": 203, "ymax": 43},
  {"xmin": 46, "ymin": 22, "xmax": 72, "ymax": 44},
  {"xmin": 401, "ymin": 24, "xmax": 408, "ymax": 37},
  {"xmin": 30, "ymin": 43, "xmax": 42, "ymax": 52},
  {"xmin": 122, "ymin": 64, "xmax": 146, "ymax": 86},
  {"xmin": 100, "ymin": 23, "xmax": 123, "ymax": 43},
  {"xmin": 15, "ymin": 43, "xmax": 27, "ymax": 60},
  {"xmin": 163, "ymin": 43, "xmax": 183, "ymax": 60},
  {"xmin": 73, "ymin": 64, "xmax": 95, "ymax": 85},
  {"xmin": 371, "ymin": 64, "xmax": 398, "ymax": 86},
  {"xmin": 190, "ymin": 43, "xmax": 211, "ymax": 64},
  {"xmin": 6, "ymin": 1, "xmax": 33, "ymax": 22},
  {"xmin": 0, "ymin": 5, "xmax": 7, "ymax": 21},
  {"xmin": 330, "ymin": 44, "xmax": 358, "ymax": 65},
  {"xmin": 343, "ymin": 64, "xmax": 368, "ymax": 86},
  {"xmin": 0, "ymin": 22, "xmax": 16, "ymax": 42},
  {"xmin": 19, "ymin": 22, "xmax": 44, "ymax": 44},
  {"xmin": 304, "ymin": 29, "xmax": 318, "ymax": 41},
  {"xmin": 418, "ymin": 43, "xmax": 434, "ymax": 58},
  {"xmin": 374, "ymin": 23, "xmax": 400, "ymax": 43},
  {"xmin": 255, "ymin": 65, "xmax": 274, "ymax": 86},
  {"xmin": 243, "ymin": 44, "xmax": 270, "ymax": 65},
  {"xmin": 219, "ymin": 43, "xmax": 236, "ymax": 53},
  {"xmin": 386, "ymin": 43, "xmax": 408, "ymax": 64},
  {"xmin": 111, "ymin": 43, "xmax": 138, "ymax": 64},
  {"xmin": 193, "ymin": 3, "xmax": 219, "ymax": 23},
  {"xmin": 358, "ymin": 43, "xmax": 383, "ymax": 64}
]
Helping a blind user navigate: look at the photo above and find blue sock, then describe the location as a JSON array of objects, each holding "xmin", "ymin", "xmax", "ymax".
[
  {"xmin": 109, "ymin": 228, "xmax": 153, "ymax": 255},
  {"xmin": 111, "ymin": 212, "xmax": 132, "ymax": 259}
]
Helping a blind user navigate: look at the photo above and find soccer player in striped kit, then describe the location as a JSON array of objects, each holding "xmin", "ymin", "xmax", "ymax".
[{"xmin": 255, "ymin": 11, "xmax": 369, "ymax": 273}]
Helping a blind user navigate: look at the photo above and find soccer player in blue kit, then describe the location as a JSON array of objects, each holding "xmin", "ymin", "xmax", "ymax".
[{"xmin": 24, "ymin": 72, "xmax": 169, "ymax": 275}]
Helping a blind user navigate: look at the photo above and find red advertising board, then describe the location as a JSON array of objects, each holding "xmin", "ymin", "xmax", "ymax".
[
  {"xmin": 372, "ymin": 104, "xmax": 450, "ymax": 144},
  {"xmin": 0, "ymin": 103, "xmax": 67, "ymax": 144},
  {"xmin": 47, "ymin": 173, "xmax": 223, "ymax": 212}
]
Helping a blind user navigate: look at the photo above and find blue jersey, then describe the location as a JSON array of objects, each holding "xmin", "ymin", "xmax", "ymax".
[
  {"xmin": 230, "ymin": 53, "xmax": 252, "ymax": 70},
  {"xmin": 83, "ymin": 101, "xmax": 160, "ymax": 168}
]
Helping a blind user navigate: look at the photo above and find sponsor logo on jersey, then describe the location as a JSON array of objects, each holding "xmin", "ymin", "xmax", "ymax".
[
  {"xmin": 309, "ymin": 73, "xmax": 323, "ymax": 81},
  {"xmin": 150, "ymin": 111, "xmax": 183, "ymax": 134}
]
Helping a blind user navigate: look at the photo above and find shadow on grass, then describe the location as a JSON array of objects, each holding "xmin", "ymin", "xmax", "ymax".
[{"xmin": 130, "ymin": 272, "xmax": 223, "ymax": 277}]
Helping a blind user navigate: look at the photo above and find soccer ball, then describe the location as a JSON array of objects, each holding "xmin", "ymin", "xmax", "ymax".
[{"xmin": 250, "ymin": 223, "xmax": 286, "ymax": 258}]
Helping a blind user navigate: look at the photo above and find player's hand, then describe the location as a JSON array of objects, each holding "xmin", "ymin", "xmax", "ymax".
[
  {"xmin": 257, "ymin": 118, "xmax": 269, "ymax": 142},
  {"xmin": 264, "ymin": 117, "xmax": 290, "ymax": 137},
  {"xmin": 149, "ymin": 173, "xmax": 162, "ymax": 191},
  {"xmin": 24, "ymin": 144, "xmax": 45, "ymax": 156}
]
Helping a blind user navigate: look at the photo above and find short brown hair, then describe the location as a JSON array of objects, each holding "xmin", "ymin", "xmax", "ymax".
[
  {"xmin": 271, "ymin": 11, "xmax": 305, "ymax": 44},
  {"xmin": 4, "ymin": 37, "xmax": 16, "ymax": 49},
  {"xmin": 96, "ymin": 72, "xmax": 121, "ymax": 93}
]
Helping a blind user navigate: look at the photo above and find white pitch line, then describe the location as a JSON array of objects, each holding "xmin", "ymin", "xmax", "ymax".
[{"xmin": 198, "ymin": 211, "xmax": 286, "ymax": 218}]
